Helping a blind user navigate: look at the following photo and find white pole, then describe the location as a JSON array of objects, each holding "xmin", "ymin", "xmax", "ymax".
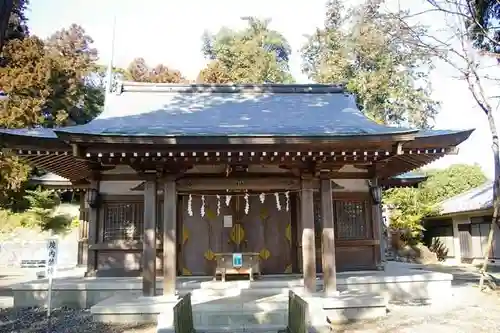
[
  {"xmin": 47, "ymin": 272, "xmax": 53, "ymax": 332},
  {"xmin": 103, "ymin": 15, "xmax": 117, "ymax": 102}
]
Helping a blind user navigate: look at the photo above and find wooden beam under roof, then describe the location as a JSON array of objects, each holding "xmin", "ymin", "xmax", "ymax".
[
  {"xmin": 54, "ymin": 133, "xmax": 418, "ymax": 146},
  {"xmin": 10, "ymin": 143, "xmax": 461, "ymax": 181}
]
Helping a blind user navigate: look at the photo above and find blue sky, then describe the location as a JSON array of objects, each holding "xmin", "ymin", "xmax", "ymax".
[{"xmin": 27, "ymin": 0, "xmax": 491, "ymax": 178}]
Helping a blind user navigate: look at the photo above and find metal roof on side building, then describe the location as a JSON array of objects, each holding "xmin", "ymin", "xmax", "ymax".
[{"xmin": 437, "ymin": 181, "xmax": 493, "ymax": 215}]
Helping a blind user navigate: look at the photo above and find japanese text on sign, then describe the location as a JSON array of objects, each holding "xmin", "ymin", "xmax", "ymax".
[{"xmin": 46, "ymin": 239, "xmax": 58, "ymax": 277}]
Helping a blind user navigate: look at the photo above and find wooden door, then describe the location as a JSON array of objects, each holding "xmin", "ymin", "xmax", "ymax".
[
  {"xmin": 458, "ymin": 223, "xmax": 473, "ymax": 260},
  {"xmin": 240, "ymin": 195, "xmax": 293, "ymax": 274},
  {"xmin": 180, "ymin": 195, "xmax": 232, "ymax": 276}
]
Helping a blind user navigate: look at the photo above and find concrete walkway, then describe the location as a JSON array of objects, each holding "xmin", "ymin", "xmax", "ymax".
[{"xmin": 386, "ymin": 261, "xmax": 500, "ymax": 283}]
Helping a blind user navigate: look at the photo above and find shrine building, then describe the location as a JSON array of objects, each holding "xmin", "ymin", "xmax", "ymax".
[{"xmin": 0, "ymin": 82, "xmax": 473, "ymax": 296}]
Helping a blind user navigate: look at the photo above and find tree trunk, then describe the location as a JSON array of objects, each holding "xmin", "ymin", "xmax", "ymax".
[
  {"xmin": 479, "ymin": 110, "xmax": 500, "ymax": 289},
  {"xmin": 0, "ymin": 0, "xmax": 14, "ymax": 52}
]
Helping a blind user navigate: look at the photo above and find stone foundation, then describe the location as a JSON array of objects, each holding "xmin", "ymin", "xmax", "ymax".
[{"xmin": 9, "ymin": 269, "xmax": 453, "ymax": 309}]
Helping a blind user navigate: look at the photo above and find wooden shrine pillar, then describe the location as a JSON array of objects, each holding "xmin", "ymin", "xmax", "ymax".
[
  {"xmin": 320, "ymin": 177, "xmax": 337, "ymax": 295},
  {"xmin": 300, "ymin": 177, "xmax": 316, "ymax": 293},
  {"xmin": 370, "ymin": 178, "xmax": 384, "ymax": 269},
  {"xmin": 86, "ymin": 178, "xmax": 99, "ymax": 276},
  {"xmin": 78, "ymin": 193, "xmax": 88, "ymax": 267},
  {"xmin": 142, "ymin": 175, "xmax": 157, "ymax": 296},
  {"xmin": 163, "ymin": 177, "xmax": 177, "ymax": 297}
]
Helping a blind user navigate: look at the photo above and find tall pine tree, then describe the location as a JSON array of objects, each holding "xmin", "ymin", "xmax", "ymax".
[
  {"xmin": 197, "ymin": 17, "xmax": 294, "ymax": 84},
  {"xmin": 0, "ymin": 3, "xmax": 102, "ymax": 201},
  {"xmin": 301, "ymin": 0, "xmax": 438, "ymax": 128}
]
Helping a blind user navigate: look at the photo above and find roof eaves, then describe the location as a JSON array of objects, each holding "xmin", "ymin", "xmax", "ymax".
[
  {"xmin": 416, "ymin": 128, "xmax": 475, "ymax": 137},
  {"xmin": 0, "ymin": 127, "xmax": 58, "ymax": 139},
  {"xmin": 52, "ymin": 131, "xmax": 420, "ymax": 145},
  {"xmin": 119, "ymin": 82, "xmax": 348, "ymax": 94}
]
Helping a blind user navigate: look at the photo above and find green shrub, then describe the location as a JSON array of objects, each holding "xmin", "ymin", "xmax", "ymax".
[
  {"xmin": 0, "ymin": 209, "xmax": 25, "ymax": 233},
  {"xmin": 42, "ymin": 213, "xmax": 75, "ymax": 233},
  {"xmin": 428, "ymin": 238, "xmax": 449, "ymax": 261},
  {"xmin": 384, "ymin": 164, "xmax": 487, "ymax": 245},
  {"xmin": 0, "ymin": 189, "xmax": 77, "ymax": 234}
]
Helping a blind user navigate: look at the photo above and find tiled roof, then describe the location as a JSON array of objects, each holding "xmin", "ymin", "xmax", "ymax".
[
  {"xmin": 438, "ymin": 181, "xmax": 493, "ymax": 215},
  {"xmin": 393, "ymin": 171, "xmax": 427, "ymax": 180},
  {"xmin": 55, "ymin": 82, "xmax": 419, "ymax": 137},
  {"xmin": 0, "ymin": 82, "xmax": 473, "ymax": 140},
  {"xmin": 30, "ymin": 173, "xmax": 70, "ymax": 184},
  {"xmin": 29, "ymin": 173, "xmax": 89, "ymax": 187},
  {"xmin": 0, "ymin": 127, "xmax": 57, "ymax": 138}
]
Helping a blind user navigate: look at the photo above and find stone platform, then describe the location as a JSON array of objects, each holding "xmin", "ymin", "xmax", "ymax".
[
  {"xmin": 8, "ymin": 268, "xmax": 453, "ymax": 332},
  {"xmin": 9, "ymin": 268, "xmax": 454, "ymax": 309}
]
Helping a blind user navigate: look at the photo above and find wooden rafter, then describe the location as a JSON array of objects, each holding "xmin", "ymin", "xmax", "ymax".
[{"xmin": 12, "ymin": 145, "xmax": 458, "ymax": 181}]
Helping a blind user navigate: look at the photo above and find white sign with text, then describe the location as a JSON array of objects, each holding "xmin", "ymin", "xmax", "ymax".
[
  {"xmin": 223, "ymin": 215, "xmax": 233, "ymax": 228},
  {"xmin": 46, "ymin": 238, "xmax": 58, "ymax": 277}
]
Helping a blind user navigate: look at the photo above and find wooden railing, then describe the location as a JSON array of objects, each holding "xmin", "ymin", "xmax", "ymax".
[
  {"xmin": 287, "ymin": 290, "xmax": 308, "ymax": 333},
  {"xmin": 173, "ymin": 293, "xmax": 195, "ymax": 333}
]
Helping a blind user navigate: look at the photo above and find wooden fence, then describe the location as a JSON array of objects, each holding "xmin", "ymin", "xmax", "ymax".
[
  {"xmin": 287, "ymin": 290, "xmax": 309, "ymax": 333},
  {"xmin": 173, "ymin": 293, "xmax": 195, "ymax": 333}
]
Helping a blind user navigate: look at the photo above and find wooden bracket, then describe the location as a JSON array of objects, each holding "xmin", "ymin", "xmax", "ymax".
[
  {"xmin": 137, "ymin": 170, "xmax": 159, "ymax": 181},
  {"xmin": 448, "ymin": 146, "xmax": 459, "ymax": 155},
  {"xmin": 160, "ymin": 168, "xmax": 190, "ymax": 181},
  {"xmin": 71, "ymin": 144, "xmax": 89, "ymax": 161},
  {"xmin": 392, "ymin": 142, "xmax": 404, "ymax": 155},
  {"xmin": 88, "ymin": 169, "xmax": 102, "ymax": 181},
  {"xmin": 317, "ymin": 169, "xmax": 331, "ymax": 179}
]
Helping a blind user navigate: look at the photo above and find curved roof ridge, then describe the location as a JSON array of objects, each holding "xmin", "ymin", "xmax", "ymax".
[{"xmin": 118, "ymin": 81, "xmax": 348, "ymax": 94}]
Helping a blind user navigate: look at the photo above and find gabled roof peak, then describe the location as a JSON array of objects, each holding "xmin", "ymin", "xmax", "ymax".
[{"xmin": 113, "ymin": 81, "xmax": 348, "ymax": 95}]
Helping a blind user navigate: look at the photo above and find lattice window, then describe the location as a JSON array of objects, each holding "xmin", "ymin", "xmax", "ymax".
[
  {"xmin": 334, "ymin": 201, "xmax": 367, "ymax": 240},
  {"xmin": 103, "ymin": 202, "xmax": 144, "ymax": 241}
]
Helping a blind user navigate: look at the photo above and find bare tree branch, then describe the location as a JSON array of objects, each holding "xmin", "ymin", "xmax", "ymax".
[{"xmin": 388, "ymin": 0, "xmax": 500, "ymax": 290}]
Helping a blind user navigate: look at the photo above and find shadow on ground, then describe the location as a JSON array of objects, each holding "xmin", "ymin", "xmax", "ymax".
[
  {"xmin": 413, "ymin": 263, "xmax": 500, "ymax": 287},
  {"xmin": 0, "ymin": 307, "xmax": 156, "ymax": 333}
]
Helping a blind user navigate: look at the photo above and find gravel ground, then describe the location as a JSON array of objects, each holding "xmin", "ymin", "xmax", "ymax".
[
  {"xmin": 0, "ymin": 284, "xmax": 499, "ymax": 333},
  {"xmin": 0, "ymin": 308, "xmax": 156, "ymax": 333},
  {"xmin": 333, "ymin": 284, "xmax": 500, "ymax": 333}
]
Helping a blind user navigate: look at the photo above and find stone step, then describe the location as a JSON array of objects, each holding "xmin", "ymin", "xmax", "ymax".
[
  {"xmin": 158, "ymin": 324, "xmax": 287, "ymax": 333},
  {"xmin": 186, "ymin": 286, "xmax": 311, "ymax": 297},
  {"xmin": 92, "ymin": 290, "xmax": 387, "ymax": 332},
  {"xmin": 191, "ymin": 326, "xmax": 285, "ymax": 333}
]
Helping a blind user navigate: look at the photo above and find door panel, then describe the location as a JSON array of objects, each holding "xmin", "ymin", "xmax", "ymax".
[
  {"xmin": 458, "ymin": 224, "xmax": 473, "ymax": 259},
  {"xmin": 240, "ymin": 195, "xmax": 292, "ymax": 274},
  {"xmin": 180, "ymin": 195, "xmax": 232, "ymax": 276}
]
